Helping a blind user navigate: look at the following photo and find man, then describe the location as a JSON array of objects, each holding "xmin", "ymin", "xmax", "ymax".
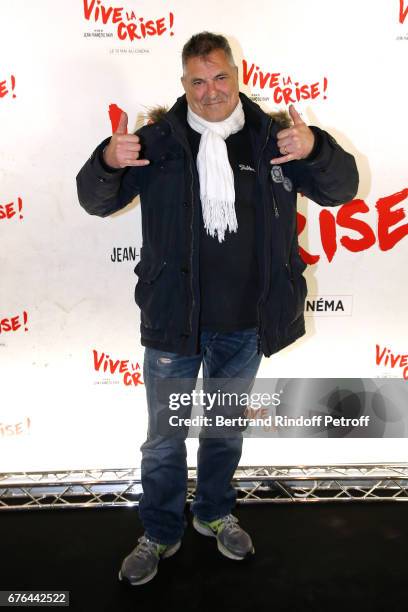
[{"xmin": 77, "ymin": 32, "xmax": 358, "ymax": 585}]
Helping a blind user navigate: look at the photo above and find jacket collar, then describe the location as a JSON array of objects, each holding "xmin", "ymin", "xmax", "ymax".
[{"xmin": 159, "ymin": 92, "xmax": 276, "ymax": 167}]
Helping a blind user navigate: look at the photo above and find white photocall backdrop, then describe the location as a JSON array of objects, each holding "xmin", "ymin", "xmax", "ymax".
[{"xmin": 1, "ymin": 0, "xmax": 407, "ymax": 472}]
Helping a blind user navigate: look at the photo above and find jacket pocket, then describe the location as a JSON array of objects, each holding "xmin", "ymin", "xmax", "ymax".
[
  {"xmin": 134, "ymin": 257, "xmax": 172, "ymax": 330},
  {"xmin": 284, "ymin": 255, "xmax": 307, "ymax": 325}
]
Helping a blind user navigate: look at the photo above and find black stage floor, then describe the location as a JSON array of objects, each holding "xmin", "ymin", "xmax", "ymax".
[{"xmin": 1, "ymin": 503, "xmax": 406, "ymax": 611}]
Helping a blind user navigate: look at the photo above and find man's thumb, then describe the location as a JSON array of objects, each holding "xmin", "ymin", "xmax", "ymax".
[
  {"xmin": 115, "ymin": 111, "xmax": 128, "ymax": 134},
  {"xmin": 289, "ymin": 104, "xmax": 304, "ymax": 126},
  {"xmin": 108, "ymin": 104, "xmax": 128, "ymax": 134}
]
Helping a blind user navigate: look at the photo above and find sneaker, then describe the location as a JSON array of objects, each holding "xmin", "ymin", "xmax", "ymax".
[
  {"xmin": 193, "ymin": 514, "xmax": 255, "ymax": 560},
  {"xmin": 118, "ymin": 535, "xmax": 181, "ymax": 586}
]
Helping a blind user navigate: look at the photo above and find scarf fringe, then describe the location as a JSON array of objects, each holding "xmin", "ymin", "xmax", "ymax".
[{"xmin": 201, "ymin": 197, "xmax": 238, "ymax": 243}]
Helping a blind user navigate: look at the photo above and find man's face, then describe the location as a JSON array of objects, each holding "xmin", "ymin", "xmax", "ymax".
[{"xmin": 181, "ymin": 49, "xmax": 239, "ymax": 122}]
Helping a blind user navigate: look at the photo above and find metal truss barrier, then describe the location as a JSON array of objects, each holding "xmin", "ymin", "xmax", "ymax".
[{"xmin": 1, "ymin": 465, "xmax": 408, "ymax": 510}]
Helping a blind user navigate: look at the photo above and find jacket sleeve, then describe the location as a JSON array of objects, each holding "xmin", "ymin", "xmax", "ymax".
[
  {"xmin": 76, "ymin": 138, "xmax": 145, "ymax": 217},
  {"xmin": 292, "ymin": 126, "xmax": 359, "ymax": 206}
]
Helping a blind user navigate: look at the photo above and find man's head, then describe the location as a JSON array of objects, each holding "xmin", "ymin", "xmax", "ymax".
[{"xmin": 181, "ymin": 32, "xmax": 239, "ymax": 122}]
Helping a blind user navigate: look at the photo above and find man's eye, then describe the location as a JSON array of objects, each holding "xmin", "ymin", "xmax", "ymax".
[{"xmin": 193, "ymin": 81, "xmax": 203, "ymax": 86}]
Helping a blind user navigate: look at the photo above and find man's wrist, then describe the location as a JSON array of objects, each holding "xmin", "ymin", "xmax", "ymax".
[
  {"xmin": 99, "ymin": 146, "xmax": 121, "ymax": 173},
  {"xmin": 304, "ymin": 127, "xmax": 323, "ymax": 162}
]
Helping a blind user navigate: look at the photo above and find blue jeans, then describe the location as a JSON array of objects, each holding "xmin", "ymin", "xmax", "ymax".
[{"xmin": 139, "ymin": 328, "xmax": 262, "ymax": 545}]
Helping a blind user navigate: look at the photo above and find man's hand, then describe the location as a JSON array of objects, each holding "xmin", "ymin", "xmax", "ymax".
[
  {"xmin": 270, "ymin": 105, "xmax": 315, "ymax": 165},
  {"xmin": 103, "ymin": 111, "xmax": 150, "ymax": 169}
]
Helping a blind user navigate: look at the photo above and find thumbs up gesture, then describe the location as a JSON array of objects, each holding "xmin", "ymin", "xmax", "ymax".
[
  {"xmin": 103, "ymin": 111, "xmax": 150, "ymax": 169},
  {"xmin": 270, "ymin": 105, "xmax": 315, "ymax": 164}
]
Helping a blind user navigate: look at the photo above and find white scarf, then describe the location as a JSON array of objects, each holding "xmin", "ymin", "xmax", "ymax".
[{"xmin": 187, "ymin": 100, "xmax": 245, "ymax": 243}]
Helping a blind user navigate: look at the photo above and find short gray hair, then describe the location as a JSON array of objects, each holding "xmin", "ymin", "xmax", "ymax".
[{"xmin": 182, "ymin": 32, "xmax": 236, "ymax": 73}]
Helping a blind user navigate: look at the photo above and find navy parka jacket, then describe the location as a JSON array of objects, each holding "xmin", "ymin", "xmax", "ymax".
[{"xmin": 76, "ymin": 92, "xmax": 358, "ymax": 357}]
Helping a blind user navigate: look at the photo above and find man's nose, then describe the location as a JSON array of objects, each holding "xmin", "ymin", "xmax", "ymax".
[{"xmin": 206, "ymin": 80, "xmax": 218, "ymax": 98}]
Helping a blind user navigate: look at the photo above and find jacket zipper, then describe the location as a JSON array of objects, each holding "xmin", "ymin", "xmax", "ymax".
[
  {"xmin": 187, "ymin": 156, "xmax": 195, "ymax": 336},
  {"xmin": 163, "ymin": 117, "xmax": 195, "ymax": 338},
  {"xmin": 256, "ymin": 117, "xmax": 274, "ymax": 354},
  {"xmin": 271, "ymin": 191, "xmax": 280, "ymax": 219}
]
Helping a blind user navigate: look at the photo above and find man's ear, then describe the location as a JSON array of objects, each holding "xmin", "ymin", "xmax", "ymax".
[{"xmin": 180, "ymin": 75, "xmax": 186, "ymax": 92}]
